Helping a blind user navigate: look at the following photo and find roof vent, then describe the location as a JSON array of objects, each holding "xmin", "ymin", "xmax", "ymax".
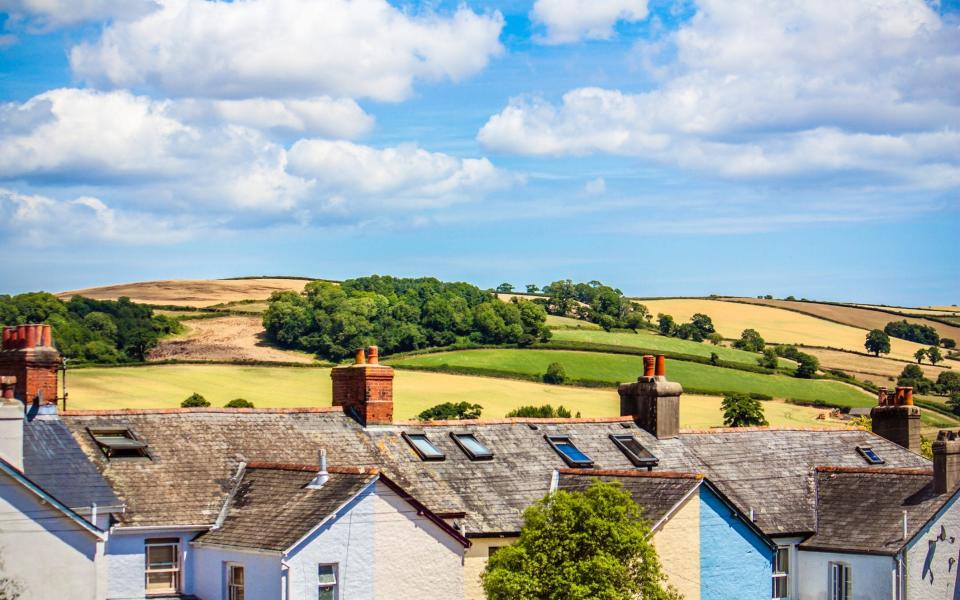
[{"xmin": 307, "ymin": 449, "xmax": 330, "ymax": 489}]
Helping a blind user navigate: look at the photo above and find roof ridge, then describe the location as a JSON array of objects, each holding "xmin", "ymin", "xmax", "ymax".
[
  {"xmin": 62, "ymin": 407, "xmax": 345, "ymax": 416},
  {"xmin": 245, "ymin": 462, "xmax": 378, "ymax": 475},
  {"xmin": 815, "ymin": 466, "xmax": 934, "ymax": 476},
  {"xmin": 680, "ymin": 425, "xmax": 863, "ymax": 434},
  {"xmin": 560, "ymin": 468, "xmax": 704, "ymax": 479},
  {"xmin": 397, "ymin": 416, "xmax": 634, "ymax": 426}
]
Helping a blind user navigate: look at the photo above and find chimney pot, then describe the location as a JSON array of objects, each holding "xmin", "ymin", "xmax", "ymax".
[
  {"xmin": 24, "ymin": 325, "xmax": 37, "ymax": 349},
  {"xmin": 0, "ymin": 376, "xmax": 15, "ymax": 400},
  {"xmin": 642, "ymin": 355, "xmax": 655, "ymax": 378},
  {"xmin": 354, "ymin": 348, "xmax": 366, "ymax": 365},
  {"xmin": 903, "ymin": 387, "xmax": 914, "ymax": 406},
  {"xmin": 367, "ymin": 346, "xmax": 379, "ymax": 364},
  {"xmin": 41, "ymin": 325, "xmax": 52, "ymax": 348},
  {"xmin": 0, "ymin": 323, "xmax": 61, "ymax": 405},
  {"xmin": 655, "ymin": 355, "xmax": 666, "ymax": 378},
  {"xmin": 620, "ymin": 358, "xmax": 682, "ymax": 439}
]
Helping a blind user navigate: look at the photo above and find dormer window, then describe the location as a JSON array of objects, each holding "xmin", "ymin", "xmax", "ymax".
[
  {"xmin": 610, "ymin": 434, "xmax": 658, "ymax": 468},
  {"xmin": 450, "ymin": 433, "xmax": 493, "ymax": 460},
  {"xmin": 856, "ymin": 446, "xmax": 884, "ymax": 465},
  {"xmin": 88, "ymin": 427, "xmax": 149, "ymax": 459},
  {"xmin": 402, "ymin": 432, "xmax": 445, "ymax": 461},
  {"xmin": 545, "ymin": 435, "xmax": 593, "ymax": 467}
]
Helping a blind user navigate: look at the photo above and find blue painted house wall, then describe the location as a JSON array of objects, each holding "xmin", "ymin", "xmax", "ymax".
[{"xmin": 700, "ymin": 486, "xmax": 774, "ymax": 600}]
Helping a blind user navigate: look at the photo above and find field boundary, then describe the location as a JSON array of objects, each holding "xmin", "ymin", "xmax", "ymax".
[{"xmin": 70, "ymin": 358, "xmax": 332, "ymax": 370}]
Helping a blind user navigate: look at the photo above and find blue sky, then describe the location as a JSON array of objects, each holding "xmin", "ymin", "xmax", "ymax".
[{"xmin": 0, "ymin": 0, "xmax": 957, "ymax": 305}]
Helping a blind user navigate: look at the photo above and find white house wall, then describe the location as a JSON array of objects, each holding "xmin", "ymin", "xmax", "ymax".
[
  {"xmin": 105, "ymin": 530, "xmax": 198, "ymax": 599},
  {"xmin": 192, "ymin": 546, "xmax": 281, "ymax": 600},
  {"xmin": 797, "ymin": 550, "xmax": 895, "ymax": 600},
  {"xmin": 906, "ymin": 492, "xmax": 960, "ymax": 600},
  {"xmin": 0, "ymin": 469, "xmax": 102, "ymax": 600}
]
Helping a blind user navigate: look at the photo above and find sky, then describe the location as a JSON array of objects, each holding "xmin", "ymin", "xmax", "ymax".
[{"xmin": 0, "ymin": 0, "xmax": 957, "ymax": 305}]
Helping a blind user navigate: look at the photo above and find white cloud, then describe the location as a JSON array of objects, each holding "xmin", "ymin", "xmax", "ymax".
[
  {"xmin": 69, "ymin": 0, "xmax": 504, "ymax": 102},
  {"xmin": 584, "ymin": 177, "xmax": 606, "ymax": 194},
  {"xmin": 481, "ymin": 0, "xmax": 960, "ymax": 188},
  {"xmin": 0, "ymin": 0, "xmax": 159, "ymax": 29},
  {"xmin": 531, "ymin": 0, "xmax": 649, "ymax": 44},
  {"xmin": 206, "ymin": 98, "xmax": 373, "ymax": 139}
]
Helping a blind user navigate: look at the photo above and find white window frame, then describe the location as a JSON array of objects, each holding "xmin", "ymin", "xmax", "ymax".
[
  {"xmin": 772, "ymin": 545, "xmax": 790, "ymax": 599},
  {"xmin": 318, "ymin": 563, "xmax": 338, "ymax": 600},
  {"xmin": 226, "ymin": 562, "xmax": 244, "ymax": 600},
  {"xmin": 829, "ymin": 561, "xmax": 852, "ymax": 600},
  {"xmin": 144, "ymin": 538, "xmax": 180, "ymax": 595}
]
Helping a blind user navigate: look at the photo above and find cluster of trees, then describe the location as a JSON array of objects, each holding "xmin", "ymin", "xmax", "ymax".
[
  {"xmin": 898, "ymin": 365, "xmax": 960, "ymax": 397},
  {"xmin": 732, "ymin": 328, "xmax": 765, "ymax": 352},
  {"xmin": 262, "ymin": 277, "xmax": 551, "ymax": 359},
  {"xmin": 505, "ymin": 404, "xmax": 579, "ymax": 418},
  {"xmin": 541, "ymin": 280, "xmax": 651, "ymax": 331},
  {"xmin": 180, "ymin": 393, "xmax": 255, "ymax": 408},
  {"xmin": 657, "ymin": 312, "xmax": 716, "ymax": 342},
  {"xmin": 914, "ymin": 347, "xmax": 944, "ymax": 365},
  {"xmin": 417, "ymin": 402, "xmax": 483, "ymax": 421},
  {"xmin": 884, "ymin": 320, "xmax": 940, "ymax": 346},
  {"xmin": 773, "ymin": 345, "xmax": 819, "ymax": 378},
  {"xmin": 865, "ymin": 329, "xmax": 947, "ymax": 364},
  {"xmin": 0, "ymin": 292, "xmax": 180, "ymax": 363}
]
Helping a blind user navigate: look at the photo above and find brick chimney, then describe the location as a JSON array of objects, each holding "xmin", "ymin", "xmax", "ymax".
[
  {"xmin": 331, "ymin": 346, "xmax": 393, "ymax": 427},
  {"xmin": 933, "ymin": 429, "xmax": 960, "ymax": 494},
  {"xmin": 871, "ymin": 386, "xmax": 920, "ymax": 453},
  {"xmin": 618, "ymin": 354, "xmax": 681, "ymax": 439},
  {"xmin": 0, "ymin": 324, "xmax": 60, "ymax": 405}
]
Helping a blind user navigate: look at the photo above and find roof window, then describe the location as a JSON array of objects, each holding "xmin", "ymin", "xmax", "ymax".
[
  {"xmin": 856, "ymin": 446, "xmax": 884, "ymax": 465},
  {"xmin": 545, "ymin": 435, "xmax": 593, "ymax": 467},
  {"xmin": 402, "ymin": 432, "xmax": 445, "ymax": 461},
  {"xmin": 450, "ymin": 433, "xmax": 494, "ymax": 461},
  {"xmin": 610, "ymin": 434, "xmax": 659, "ymax": 468},
  {"xmin": 88, "ymin": 427, "xmax": 149, "ymax": 459}
]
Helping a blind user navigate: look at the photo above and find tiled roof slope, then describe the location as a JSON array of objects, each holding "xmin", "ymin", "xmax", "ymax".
[
  {"xmin": 23, "ymin": 415, "xmax": 120, "ymax": 510},
  {"xmin": 61, "ymin": 410, "xmax": 930, "ymax": 537},
  {"xmin": 801, "ymin": 467, "xmax": 957, "ymax": 554},
  {"xmin": 196, "ymin": 465, "xmax": 376, "ymax": 552},
  {"xmin": 557, "ymin": 470, "xmax": 700, "ymax": 527}
]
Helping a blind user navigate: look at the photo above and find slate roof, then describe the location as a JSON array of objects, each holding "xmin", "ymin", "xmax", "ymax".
[
  {"xmin": 800, "ymin": 467, "xmax": 959, "ymax": 555},
  {"xmin": 60, "ymin": 408, "xmax": 931, "ymax": 541},
  {"xmin": 23, "ymin": 415, "xmax": 120, "ymax": 511},
  {"xmin": 557, "ymin": 469, "xmax": 701, "ymax": 528},
  {"xmin": 195, "ymin": 464, "xmax": 377, "ymax": 552}
]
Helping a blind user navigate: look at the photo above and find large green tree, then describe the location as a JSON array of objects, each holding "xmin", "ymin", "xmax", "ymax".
[
  {"xmin": 732, "ymin": 328, "xmax": 765, "ymax": 352},
  {"xmin": 482, "ymin": 481, "xmax": 681, "ymax": 600},
  {"xmin": 721, "ymin": 393, "xmax": 769, "ymax": 427},
  {"xmin": 865, "ymin": 329, "xmax": 891, "ymax": 357}
]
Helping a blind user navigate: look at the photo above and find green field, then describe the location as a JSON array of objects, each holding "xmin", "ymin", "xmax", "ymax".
[
  {"xmin": 390, "ymin": 349, "xmax": 874, "ymax": 407},
  {"xmin": 545, "ymin": 315, "xmax": 601, "ymax": 329},
  {"xmin": 549, "ymin": 328, "xmax": 795, "ymax": 368},
  {"xmin": 65, "ymin": 364, "xmax": 841, "ymax": 428}
]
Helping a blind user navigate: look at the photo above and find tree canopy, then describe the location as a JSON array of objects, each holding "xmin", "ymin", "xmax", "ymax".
[
  {"xmin": 505, "ymin": 404, "xmax": 575, "ymax": 418},
  {"xmin": 482, "ymin": 480, "xmax": 681, "ymax": 600},
  {"xmin": 542, "ymin": 280, "xmax": 650, "ymax": 331},
  {"xmin": 417, "ymin": 401, "xmax": 483, "ymax": 421},
  {"xmin": 721, "ymin": 393, "xmax": 769, "ymax": 427},
  {"xmin": 864, "ymin": 329, "xmax": 891, "ymax": 357},
  {"xmin": 732, "ymin": 328, "xmax": 765, "ymax": 352},
  {"xmin": 884, "ymin": 320, "xmax": 939, "ymax": 346}
]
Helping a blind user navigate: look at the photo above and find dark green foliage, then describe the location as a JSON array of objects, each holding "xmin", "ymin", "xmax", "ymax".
[
  {"xmin": 943, "ymin": 338, "xmax": 956, "ymax": 349},
  {"xmin": 543, "ymin": 362, "xmax": 567, "ymax": 384},
  {"xmin": 721, "ymin": 393, "xmax": 769, "ymax": 427},
  {"xmin": 732, "ymin": 328, "xmax": 765, "ymax": 352},
  {"xmin": 937, "ymin": 371, "xmax": 960, "ymax": 394},
  {"xmin": 915, "ymin": 349, "xmax": 927, "ymax": 364},
  {"xmin": 496, "ymin": 283, "xmax": 515, "ymax": 293},
  {"xmin": 864, "ymin": 329, "xmax": 891, "ymax": 357},
  {"xmin": 884, "ymin": 320, "xmax": 940, "ymax": 346},
  {"xmin": 542, "ymin": 279, "xmax": 650, "ymax": 331},
  {"xmin": 417, "ymin": 401, "xmax": 482, "ymax": 421},
  {"xmin": 690, "ymin": 313, "xmax": 715, "ymax": 336},
  {"xmin": 482, "ymin": 481, "xmax": 681, "ymax": 600},
  {"xmin": 709, "ymin": 352, "xmax": 720, "ymax": 366},
  {"xmin": 749, "ymin": 392, "xmax": 773, "ymax": 400},
  {"xmin": 505, "ymin": 404, "xmax": 573, "ymax": 418},
  {"xmin": 927, "ymin": 346, "xmax": 943, "ymax": 365},
  {"xmin": 525, "ymin": 284, "xmax": 540, "ymax": 294},
  {"xmin": 794, "ymin": 352, "xmax": 819, "ymax": 378},
  {"xmin": 898, "ymin": 364, "xmax": 934, "ymax": 394},
  {"xmin": 0, "ymin": 292, "xmax": 180, "ymax": 363},
  {"xmin": 657, "ymin": 314, "xmax": 676, "ymax": 336},
  {"xmin": 707, "ymin": 332, "xmax": 724, "ymax": 346},
  {"xmin": 757, "ymin": 348, "xmax": 779, "ymax": 369},
  {"xmin": 181, "ymin": 393, "xmax": 210, "ymax": 408},
  {"xmin": 224, "ymin": 398, "xmax": 255, "ymax": 408},
  {"xmin": 948, "ymin": 393, "xmax": 960, "ymax": 416},
  {"xmin": 263, "ymin": 276, "xmax": 550, "ymax": 359},
  {"xmin": 675, "ymin": 322, "xmax": 704, "ymax": 342}
]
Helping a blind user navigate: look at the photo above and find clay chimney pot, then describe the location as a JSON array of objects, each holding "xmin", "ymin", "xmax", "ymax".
[
  {"xmin": 655, "ymin": 355, "xmax": 666, "ymax": 377},
  {"xmin": 24, "ymin": 325, "xmax": 37, "ymax": 349},
  {"xmin": 41, "ymin": 325, "xmax": 52, "ymax": 348},
  {"xmin": 642, "ymin": 355, "xmax": 655, "ymax": 378},
  {"xmin": 903, "ymin": 387, "xmax": 914, "ymax": 406},
  {"xmin": 367, "ymin": 346, "xmax": 379, "ymax": 364},
  {"xmin": 354, "ymin": 348, "xmax": 366, "ymax": 365}
]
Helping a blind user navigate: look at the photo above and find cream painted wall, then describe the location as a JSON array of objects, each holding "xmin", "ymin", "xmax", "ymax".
[
  {"xmin": 653, "ymin": 489, "xmax": 701, "ymax": 600},
  {"xmin": 906, "ymin": 492, "xmax": 960, "ymax": 600},
  {"xmin": 0, "ymin": 469, "xmax": 103, "ymax": 600},
  {"xmin": 464, "ymin": 536, "xmax": 515, "ymax": 600},
  {"xmin": 797, "ymin": 550, "xmax": 895, "ymax": 600}
]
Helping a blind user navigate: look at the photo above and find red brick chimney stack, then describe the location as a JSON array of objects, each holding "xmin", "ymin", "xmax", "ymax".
[
  {"xmin": 331, "ymin": 345, "xmax": 394, "ymax": 427},
  {"xmin": 0, "ymin": 324, "xmax": 60, "ymax": 405},
  {"xmin": 619, "ymin": 354, "xmax": 682, "ymax": 439},
  {"xmin": 871, "ymin": 385, "xmax": 920, "ymax": 453}
]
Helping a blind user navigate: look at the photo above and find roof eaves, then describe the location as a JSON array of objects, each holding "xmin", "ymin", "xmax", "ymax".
[
  {"xmin": 699, "ymin": 478, "xmax": 778, "ymax": 551},
  {"xmin": 559, "ymin": 468, "xmax": 704, "ymax": 480},
  {"xmin": 396, "ymin": 416, "xmax": 635, "ymax": 427},
  {"xmin": 61, "ymin": 406, "xmax": 347, "ymax": 416},
  {"xmin": 905, "ymin": 483, "xmax": 960, "ymax": 553}
]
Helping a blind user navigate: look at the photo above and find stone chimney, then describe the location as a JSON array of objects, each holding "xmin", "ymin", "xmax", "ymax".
[
  {"xmin": 618, "ymin": 354, "xmax": 682, "ymax": 439},
  {"xmin": 331, "ymin": 346, "xmax": 393, "ymax": 427},
  {"xmin": 0, "ymin": 376, "xmax": 23, "ymax": 470},
  {"xmin": 933, "ymin": 430, "xmax": 960, "ymax": 494},
  {"xmin": 871, "ymin": 386, "xmax": 921, "ymax": 453},
  {"xmin": 0, "ymin": 324, "xmax": 60, "ymax": 405}
]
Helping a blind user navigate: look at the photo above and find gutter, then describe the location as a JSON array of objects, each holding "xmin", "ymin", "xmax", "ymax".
[{"xmin": 111, "ymin": 524, "xmax": 212, "ymax": 534}]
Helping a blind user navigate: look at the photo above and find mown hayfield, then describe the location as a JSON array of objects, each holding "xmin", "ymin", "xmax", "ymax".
[
  {"xmin": 549, "ymin": 328, "xmax": 795, "ymax": 368},
  {"xmin": 545, "ymin": 315, "xmax": 601, "ymax": 329},
  {"xmin": 65, "ymin": 364, "xmax": 842, "ymax": 428},
  {"xmin": 803, "ymin": 347, "xmax": 950, "ymax": 383},
  {"xmin": 56, "ymin": 278, "xmax": 311, "ymax": 308},
  {"xmin": 637, "ymin": 299, "xmax": 933, "ymax": 362},
  {"xmin": 391, "ymin": 349, "xmax": 874, "ymax": 407}
]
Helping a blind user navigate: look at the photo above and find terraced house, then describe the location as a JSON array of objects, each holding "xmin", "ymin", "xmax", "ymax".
[{"xmin": 1, "ymin": 324, "xmax": 960, "ymax": 599}]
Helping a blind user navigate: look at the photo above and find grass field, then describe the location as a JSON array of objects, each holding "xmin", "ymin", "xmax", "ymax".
[
  {"xmin": 65, "ymin": 365, "xmax": 844, "ymax": 428},
  {"xmin": 549, "ymin": 328, "xmax": 795, "ymax": 368},
  {"xmin": 56, "ymin": 278, "xmax": 310, "ymax": 308},
  {"xmin": 390, "ymin": 349, "xmax": 874, "ymax": 407},
  {"xmin": 545, "ymin": 315, "xmax": 601, "ymax": 329},
  {"xmin": 638, "ymin": 298, "xmax": 936, "ymax": 362}
]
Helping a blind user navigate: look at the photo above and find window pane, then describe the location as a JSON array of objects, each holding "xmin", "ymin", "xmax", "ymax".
[
  {"xmin": 318, "ymin": 564, "xmax": 337, "ymax": 584},
  {"xmin": 556, "ymin": 441, "xmax": 591, "ymax": 463},
  {"xmin": 319, "ymin": 588, "xmax": 335, "ymax": 600},
  {"xmin": 456, "ymin": 434, "xmax": 491, "ymax": 458},
  {"xmin": 147, "ymin": 545, "xmax": 175, "ymax": 567},
  {"xmin": 146, "ymin": 572, "xmax": 175, "ymax": 591},
  {"xmin": 772, "ymin": 576, "xmax": 788, "ymax": 598},
  {"xmin": 410, "ymin": 435, "xmax": 443, "ymax": 458}
]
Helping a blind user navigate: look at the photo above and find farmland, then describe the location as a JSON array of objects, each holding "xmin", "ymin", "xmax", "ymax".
[
  {"xmin": 65, "ymin": 364, "xmax": 840, "ymax": 427},
  {"xmin": 390, "ymin": 349, "xmax": 873, "ymax": 407},
  {"xmin": 56, "ymin": 277, "xmax": 312, "ymax": 308},
  {"xmin": 147, "ymin": 316, "xmax": 317, "ymax": 363}
]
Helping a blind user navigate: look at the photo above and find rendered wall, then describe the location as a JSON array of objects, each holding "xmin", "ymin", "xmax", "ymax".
[
  {"xmin": 192, "ymin": 547, "xmax": 280, "ymax": 600},
  {"xmin": 105, "ymin": 530, "xmax": 198, "ymax": 599},
  {"xmin": 0, "ymin": 469, "xmax": 102, "ymax": 599},
  {"xmin": 906, "ymin": 492, "xmax": 960, "ymax": 600},
  {"xmin": 652, "ymin": 489, "xmax": 701, "ymax": 600},
  {"xmin": 464, "ymin": 537, "xmax": 514, "ymax": 600},
  {"xmin": 699, "ymin": 486, "xmax": 774, "ymax": 600},
  {"xmin": 797, "ymin": 550, "xmax": 894, "ymax": 600}
]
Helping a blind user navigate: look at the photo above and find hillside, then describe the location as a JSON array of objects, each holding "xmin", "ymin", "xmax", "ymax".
[{"xmin": 56, "ymin": 277, "xmax": 313, "ymax": 308}]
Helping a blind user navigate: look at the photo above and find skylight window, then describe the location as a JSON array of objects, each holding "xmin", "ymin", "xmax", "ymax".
[
  {"xmin": 88, "ymin": 427, "xmax": 149, "ymax": 459},
  {"xmin": 450, "ymin": 433, "xmax": 493, "ymax": 460},
  {"xmin": 856, "ymin": 446, "xmax": 884, "ymax": 465},
  {"xmin": 402, "ymin": 432, "xmax": 445, "ymax": 461},
  {"xmin": 610, "ymin": 434, "xmax": 659, "ymax": 468},
  {"xmin": 545, "ymin": 435, "xmax": 593, "ymax": 467}
]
